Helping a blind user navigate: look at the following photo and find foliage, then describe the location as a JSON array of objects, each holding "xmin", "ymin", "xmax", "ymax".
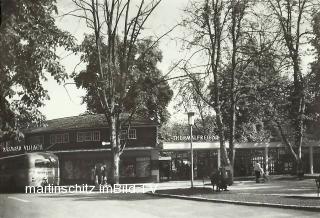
[
  {"xmin": 306, "ymin": 11, "xmax": 320, "ymax": 140},
  {"xmin": 0, "ymin": 0, "xmax": 75, "ymax": 141},
  {"xmin": 73, "ymin": 36, "xmax": 173, "ymax": 124}
]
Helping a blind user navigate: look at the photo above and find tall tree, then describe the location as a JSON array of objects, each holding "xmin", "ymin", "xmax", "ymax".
[
  {"xmin": 177, "ymin": 0, "xmax": 260, "ymax": 181},
  {"xmin": 266, "ymin": 0, "xmax": 320, "ymax": 175},
  {"xmin": 306, "ymin": 11, "xmax": 320, "ymax": 140},
  {"xmin": 70, "ymin": 0, "xmax": 165, "ymax": 184},
  {"xmin": 0, "ymin": 0, "xmax": 75, "ymax": 142}
]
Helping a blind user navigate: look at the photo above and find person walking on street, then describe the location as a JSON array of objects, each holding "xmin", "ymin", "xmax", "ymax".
[{"xmin": 254, "ymin": 162, "xmax": 263, "ymax": 183}]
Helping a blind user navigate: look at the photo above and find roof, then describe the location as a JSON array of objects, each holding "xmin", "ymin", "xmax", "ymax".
[{"xmin": 26, "ymin": 114, "xmax": 157, "ymax": 134}]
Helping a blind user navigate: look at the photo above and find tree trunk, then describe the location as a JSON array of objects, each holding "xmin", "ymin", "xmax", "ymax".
[
  {"xmin": 292, "ymin": 59, "xmax": 305, "ymax": 177},
  {"xmin": 112, "ymin": 150, "xmax": 120, "ymax": 184},
  {"xmin": 276, "ymin": 121, "xmax": 303, "ymax": 177},
  {"xmin": 229, "ymin": 75, "xmax": 236, "ymax": 184},
  {"xmin": 215, "ymin": 106, "xmax": 230, "ymax": 167},
  {"xmin": 110, "ymin": 115, "xmax": 120, "ymax": 184}
]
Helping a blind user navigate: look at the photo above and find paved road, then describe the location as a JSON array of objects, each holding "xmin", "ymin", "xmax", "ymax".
[{"xmin": 0, "ymin": 192, "xmax": 319, "ymax": 218}]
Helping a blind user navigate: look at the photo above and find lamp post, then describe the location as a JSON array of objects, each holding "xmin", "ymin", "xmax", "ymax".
[{"xmin": 187, "ymin": 112, "xmax": 195, "ymax": 188}]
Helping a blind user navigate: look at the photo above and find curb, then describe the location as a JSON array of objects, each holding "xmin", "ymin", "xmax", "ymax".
[{"xmin": 146, "ymin": 192, "xmax": 320, "ymax": 212}]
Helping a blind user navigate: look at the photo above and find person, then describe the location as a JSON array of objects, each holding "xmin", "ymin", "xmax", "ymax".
[
  {"xmin": 254, "ymin": 162, "xmax": 263, "ymax": 183},
  {"xmin": 219, "ymin": 167, "xmax": 228, "ymax": 191},
  {"xmin": 210, "ymin": 170, "xmax": 220, "ymax": 192},
  {"xmin": 95, "ymin": 164, "xmax": 103, "ymax": 186},
  {"xmin": 91, "ymin": 166, "xmax": 95, "ymax": 185},
  {"xmin": 102, "ymin": 164, "xmax": 108, "ymax": 185}
]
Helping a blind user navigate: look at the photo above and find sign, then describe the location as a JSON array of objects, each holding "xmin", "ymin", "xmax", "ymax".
[
  {"xmin": 1, "ymin": 144, "xmax": 44, "ymax": 153},
  {"xmin": 170, "ymin": 135, "xmax": 218, "ymax": 142}
]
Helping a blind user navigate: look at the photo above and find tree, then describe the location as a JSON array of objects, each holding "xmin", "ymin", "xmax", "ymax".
[
  {"xmin": 180, "ymin": 0, "xmax": 231, "ymax": 169},
  {"xmin": 73, "ymin": 36, "xmax": 173, "ymax": 123},
  {"xmin": 306, "ymin": 11, "xmax": 320, "ymax": 140},
  {"xmin": 69, "ymin": 0, "xmax": 166, "ymax": 184},
  {"xmin": 0, "ymin": 0, "xmax": 75, "ymax": 142},
  {"xmin": 265, "ymin": 0, "xmax": 320, "ymax": 175},
  {"xmin": 177, "ymin": 0, "xmax": 262, "ymax": 182}
]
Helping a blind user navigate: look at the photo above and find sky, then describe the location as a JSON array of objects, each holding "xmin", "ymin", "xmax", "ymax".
[
  {"xmin": 40, "ymin": 0, "xmax": 190, "ymax": 121},
  {"xmin": 39, "ymin": 0, "xmax": 316, "ymax": 123}
]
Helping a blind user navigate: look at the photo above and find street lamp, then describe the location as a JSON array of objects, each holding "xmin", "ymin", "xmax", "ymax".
[{"xmin": 187, "ymin": 112, "xmax": 195, "ymax": 188}]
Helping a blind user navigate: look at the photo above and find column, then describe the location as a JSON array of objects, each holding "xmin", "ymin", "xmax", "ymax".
[
  {"xmin": 309, "ymin": 145, "xmax": 314, "ymax": 174},
  {"xmin": 217, "ymin": 149, "xmax": 221, "ymax": 168},
  {"xmin": 265, "ymin": 147, "xmax": 269, "ymax": 175},
  {"xmin": 151, "ymin": 150, "xmax": 159, "ymax": 182}
]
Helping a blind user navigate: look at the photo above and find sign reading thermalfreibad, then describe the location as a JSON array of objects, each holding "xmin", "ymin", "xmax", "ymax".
[{"xmin": 170, "ymin": 135, "xmax": 218, "ymax": 142}]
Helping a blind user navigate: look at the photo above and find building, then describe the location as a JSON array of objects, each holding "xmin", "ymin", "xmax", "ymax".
[
  {"xmin": 1, "ymin": 114, "xmax": 320, "ymax": 184},
  {"xmin": 0, "ymin": 114, "xmax": 160, "ymax": 184},
  {"xmin": 159, "ymin": 140, "xmax": 320, "ymax": 181}
]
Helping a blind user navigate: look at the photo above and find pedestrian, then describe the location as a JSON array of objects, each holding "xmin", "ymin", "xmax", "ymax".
[
  {"xmin": 219, "ymin": 167, "xmax": 228, "ymax": 191},
  {"xmin": 254, "ymin": 162, "xmax": 263, "ymax": 183},
  {"xmin": 210, "ymin": 170, "xmax": 220, "ymax": 192},
  {"xmin": 91, "ymin": 166, "xmax": 95, "ymax": 185},
  {"xmin": 102, "ymin": 164, "xmax": 108, "ymax": 185},
  {"xmin": 95, "ymin": 164, "xmax": 103, "ymax": 186}
]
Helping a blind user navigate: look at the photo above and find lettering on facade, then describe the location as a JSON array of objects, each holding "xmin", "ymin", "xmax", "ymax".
[
  {"xmin": 171, "ymin": 135, "xmax": 218, "ymax": 142},
  {"xmin": 1, "ymin": 144, "xmax": 43, "ymax": 153}
]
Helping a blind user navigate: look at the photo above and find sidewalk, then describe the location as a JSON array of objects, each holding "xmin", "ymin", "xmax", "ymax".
[{"xmin": 149, "ymin": 176, "xmax": 320, "ymax": 211}]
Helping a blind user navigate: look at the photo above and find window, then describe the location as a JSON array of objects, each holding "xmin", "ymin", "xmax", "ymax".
[
  {"xmin": 93, "ymin": 131, "xmax": 100, "ymax": 141},
  {"xmin": 120, "ymin": 129, "xmax": 137, "ymax": 140},
  {"xmin": 77, "ymin": 131, "xmax": 100, "ymax": 142},
  {"xmin": 29, "ymin": 135, "xmax": 44, "ymax": 145},
  {"xmin": 35, "ymin": 159, "xmax": 52, "ymax": 168},
  {"xmin": 50, "ymin": 133, "xmax": 69, "ymax": 144},
  {"xmin": 120, "ymin": 130, "xmax": 127, "ymax": 140},
  {"xmin": 128, "ymin": 129, "xmax": 137, "ymax": 139},
  {"xmin": 0, "ymin": 141, "xmax": 8, "ymax": 147}
]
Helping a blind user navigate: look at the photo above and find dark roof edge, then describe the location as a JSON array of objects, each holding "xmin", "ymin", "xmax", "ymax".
[{"xmin": 25, "ymin": 114, "xmax": 158, "ymax": 134}]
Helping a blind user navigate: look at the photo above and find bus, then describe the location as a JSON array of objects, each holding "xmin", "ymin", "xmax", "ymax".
[{"xmin": 0, "ymin": 152, "xmax": 59, "ymax": 192}]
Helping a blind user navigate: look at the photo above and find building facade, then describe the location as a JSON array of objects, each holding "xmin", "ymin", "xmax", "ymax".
[
  {"xmin": 0, "ymin": 114, "xmax": 160, "ymax": 184},
  {"xmin": 1, "ymin": 115, "xmax": 320, "ymax": 184},
  {"xmin": 159, "ymin": 141, "xmax": 320, "ymax": 181}
]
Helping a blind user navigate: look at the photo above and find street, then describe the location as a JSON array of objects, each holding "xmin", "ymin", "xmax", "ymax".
[{"xmin": 0, "ymin": 192, "xmax": 318, "ymax": 218}]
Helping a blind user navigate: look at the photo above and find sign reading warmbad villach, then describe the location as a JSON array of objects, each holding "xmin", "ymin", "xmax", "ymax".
[{"xmin": 1, "ymin": 144, "xmax": 44, "ymax": 153}]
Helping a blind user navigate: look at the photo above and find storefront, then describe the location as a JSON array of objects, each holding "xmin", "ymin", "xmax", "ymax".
[
  {"xmin": 161, "ymin": 139, "xmax": 320, "ymax": 180},
  {"xmin": 56, "ymin": 149, "xmax": 158, "ymax": 184}
]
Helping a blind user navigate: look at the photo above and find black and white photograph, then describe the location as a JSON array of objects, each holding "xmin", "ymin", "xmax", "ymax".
[{"xmin": 0, "ymin": 0, "xmax": 320, "ymax": 217}]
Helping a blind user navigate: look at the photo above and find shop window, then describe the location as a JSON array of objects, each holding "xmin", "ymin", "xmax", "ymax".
[
  {"xmin": 136, "ymin": 157, "xmax": 151, "ymax": 177},
  {"xmin": 284, "ymin": 162, "xmax": 293, "ymax": 172},
  {"xmin": 29, "ymin": 135, "xmax": 44, "ymax": 145},
  {"xmin": 77, "ymin": 131, "xmax": 100, "ymax": 142},
  {"xmin": 50, "ymin": 133, "xmax": 69, "ymax": 144},
  {"xmin": 120, "ymin": 160, "xmax": 135, "ymax": 177}
]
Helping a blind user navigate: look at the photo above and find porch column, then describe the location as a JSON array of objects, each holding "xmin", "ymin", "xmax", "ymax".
[
  {"xmin": 265, "ymin": 147, "xmax": 269, "ymax": 175},
  {"xmin": 309, "ymin": 145, "xmax": 314, "ymax": 174}
]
